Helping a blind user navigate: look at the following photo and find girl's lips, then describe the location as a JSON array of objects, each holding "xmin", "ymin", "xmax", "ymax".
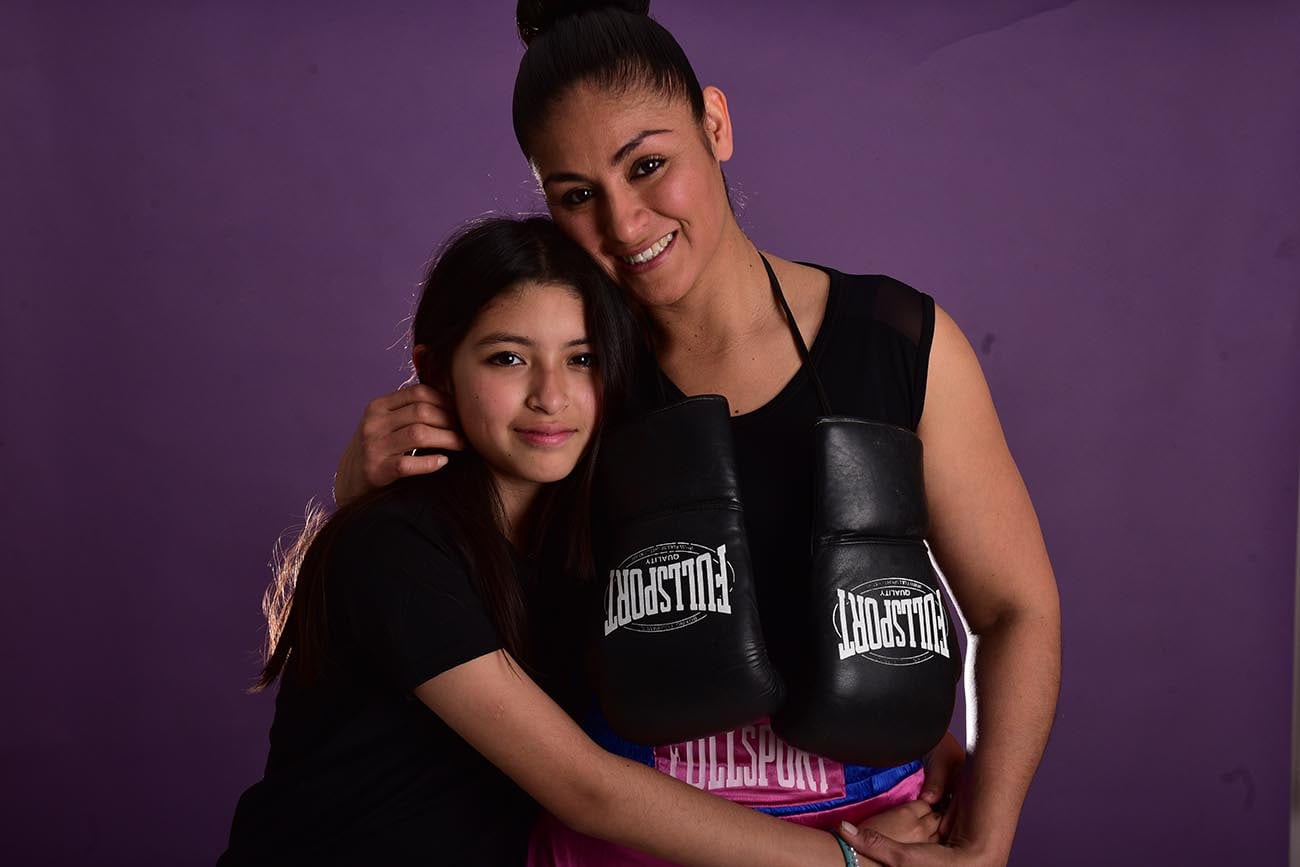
[
  {"xmin": 616, "ymin": 231, "xmax": 676, "ymax": 275},
  {"xmin": 515, "ymin": 428, "xmax": 576, "ymax": 448}
]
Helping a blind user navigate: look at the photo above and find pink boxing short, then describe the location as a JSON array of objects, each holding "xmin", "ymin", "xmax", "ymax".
[{"xmin": 526, "ymin": 715, "xmax": 926, "ymax": 866}]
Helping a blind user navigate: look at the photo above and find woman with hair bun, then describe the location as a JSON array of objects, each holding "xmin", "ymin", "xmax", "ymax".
[{"xmin": 335, "ymin": 3, "xmax": 1061, "ymax": 866}]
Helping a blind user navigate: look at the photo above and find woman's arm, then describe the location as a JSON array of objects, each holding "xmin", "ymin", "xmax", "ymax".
[
  {"xmin": 417, "ymin": 649, "xmax": 939, "ymax": 867},
  {"xmin": 857, "ymin": 304, "xmax": 1061, "ymax": 866}
]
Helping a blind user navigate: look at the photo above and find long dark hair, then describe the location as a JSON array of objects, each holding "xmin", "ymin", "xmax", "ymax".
[
  {"xmin": 258, "ymin": 217, "xmax": 644, "ymax": 690},
  {"xmin": 512, "ymin": 1, "xmax": 706, "ymax": 157}
]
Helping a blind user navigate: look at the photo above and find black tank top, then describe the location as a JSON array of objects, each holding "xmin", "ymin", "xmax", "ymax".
[{"xmin": 657, "ymin": 265, "xmax": 935, "ymax": 674}]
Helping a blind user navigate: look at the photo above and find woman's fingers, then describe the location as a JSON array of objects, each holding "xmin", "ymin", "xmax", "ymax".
[
  {"xmin": 367, "ymin": 426, "xmax": 460, "ymax": 482},
  {"xmin": 393, "ymin": 452, "xmax": 449, "ymax": 479},
  {"xmin": 937, "ymin": 790, "xmax": 959, "ymax": 840},
  {"xmin": 903, "ymin": 799, "xmax": 937, "ymax": 819},
  {"xmin": 362, "ymin": 393, "xmax": 460, "ymax": 443},
  {"xmin": 377, "ymin": 412, "xmax": 464, "ymax": 454},
  {"xmin": 336, "ymin": 386, "xmax": 463, "ymax": 504},
  {"xmin": 366, "ymin": 383, "xmax": 444, "ymax": 414},
  {"xmin": 923, "ymin": 809, "xmax": 942, "ymax": 842},
  {"xmin": 920, "ymin": 732, "xmax": 964, "ymax": 806},
  {"xmin": 843, "ymin": 824, "xmax": 908, "ymax": 866}
]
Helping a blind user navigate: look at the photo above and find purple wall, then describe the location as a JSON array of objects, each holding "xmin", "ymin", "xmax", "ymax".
[{"xmin": 3, "ymin": 1, "xmax": 1297, "ymax": 864}]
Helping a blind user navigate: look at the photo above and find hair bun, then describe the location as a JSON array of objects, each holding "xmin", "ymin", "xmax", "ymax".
[{"xmin": 517, "ymin": 0, "xmax": 650, "ymax": 45}]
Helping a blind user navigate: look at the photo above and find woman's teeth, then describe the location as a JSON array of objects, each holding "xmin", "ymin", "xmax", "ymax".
[{"xmin": 622, "ymin": 232, "xmax": 674, "ymax": 265}]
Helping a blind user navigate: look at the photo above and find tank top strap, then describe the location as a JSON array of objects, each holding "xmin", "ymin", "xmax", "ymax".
[{"xmin": 761, "ymin": 254, "xmax": 833, "ymax": 417}]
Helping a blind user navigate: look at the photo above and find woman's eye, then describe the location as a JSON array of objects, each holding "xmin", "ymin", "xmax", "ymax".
[
  {"xmin": 560, "ymin": 187, "xmax": 593, "ymax": 207},
  {"xmin": 570, "ymin": 352, "xmax": 596, "ymax": 368},
  {"xmin": 632, "ymin": 157, "xmax": 665, "ymax": 178},
  {"xmin": 488, "ymin": 351, "xmax": 524, "ymax": 366}
]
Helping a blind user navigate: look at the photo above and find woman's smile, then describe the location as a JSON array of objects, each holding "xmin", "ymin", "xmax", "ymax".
[{"xmin": 618, "ymin": 230, "xmax": 677, "ymax": 269}]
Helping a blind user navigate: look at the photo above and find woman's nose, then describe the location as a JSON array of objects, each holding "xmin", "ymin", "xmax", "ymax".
[{"xmin": 601, "ymin": 188, "xmax": 647, "ymax": 246}]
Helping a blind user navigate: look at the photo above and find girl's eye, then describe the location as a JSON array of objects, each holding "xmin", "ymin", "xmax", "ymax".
[
  {"xmin": 632, "ymin": 157, "xmax": 665, "ymax": 178},
  {"xmin": 560, "ymin": 187, "xmax": 594, "ymax": 207},
  {"xmin": 570, "ymin": 353, "xmax": 596, "ymax": 368},
  {"xmin": 488, "ymin": 351, "xmax": 525, "ymax": 366}
]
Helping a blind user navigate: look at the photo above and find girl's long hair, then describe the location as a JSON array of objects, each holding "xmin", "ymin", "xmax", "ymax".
[{"xmin": 257, "ymin": 216, "xmax": 645, "ymax": 690}]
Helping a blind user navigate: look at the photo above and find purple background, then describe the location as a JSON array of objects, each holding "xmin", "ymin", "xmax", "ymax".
[{"xmin": 3, "ymin": 1, "xmax": 1298, "ymax": 864}]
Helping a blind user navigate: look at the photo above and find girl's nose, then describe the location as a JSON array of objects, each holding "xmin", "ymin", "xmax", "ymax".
[{"xmin": 526, "ymin": 365, "xmax": 569, "ymax": 415}]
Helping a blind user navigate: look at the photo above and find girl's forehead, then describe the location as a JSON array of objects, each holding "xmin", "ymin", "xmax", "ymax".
[{"xmin": 477, "ymin": 281, "xmax": 583, "ymax": 318}]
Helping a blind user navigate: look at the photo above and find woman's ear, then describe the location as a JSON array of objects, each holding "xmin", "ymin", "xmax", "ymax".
[{"xmin": 700, "ymin": 85, "xmax": 734, "ymax": 163}]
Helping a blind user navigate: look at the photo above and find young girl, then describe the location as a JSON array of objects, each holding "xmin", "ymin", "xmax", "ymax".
[
  {"xmin": 221, "ymin": 217, "xmax": 937, "ymax": 866},
  {"xmin": 335, "ymin": 3, "xmax": 1062, "ymax": 866}
]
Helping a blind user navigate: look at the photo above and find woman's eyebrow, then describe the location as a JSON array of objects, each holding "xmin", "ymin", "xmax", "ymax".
[
  {"xmin": 541, "ymin": 129, "xmax": 671, "ymax": 187},
  {"xmin": 610, "ymin": 128, "xmax": 670, "ymax": 166}
]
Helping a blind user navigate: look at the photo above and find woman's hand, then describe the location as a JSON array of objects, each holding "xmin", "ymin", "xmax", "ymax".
[
  {"xmin": 845, "ymin": 825, "xmax": 1003, "ymax": 867},
  {"xmin": 854, "ymin": 800, "xmax": 941, "ymax": 845},
  {"xmin": 849, "ymin": 733, "xmax": 965, "ymax": 865},
  {"xmin": 919, "ymin": 731, "xmax": 965, "ymax": 839},
  {"xmin": 334, "ymin": 385, "xmax": 464, "ymax": 504}
]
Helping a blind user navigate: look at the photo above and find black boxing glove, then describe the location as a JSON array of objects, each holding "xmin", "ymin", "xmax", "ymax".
[
  {"xmin": 770, "ymin": 418, "xmax": 961, "ymax": 767},
  {"xmin": 592, "ymin": 395, "xmax": 784, "ymax": 745}
]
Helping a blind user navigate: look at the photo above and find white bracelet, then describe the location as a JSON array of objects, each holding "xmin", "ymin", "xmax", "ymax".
[{"xmin": 832, "ymin": 832, "xmax": 861, "ymax": 867}]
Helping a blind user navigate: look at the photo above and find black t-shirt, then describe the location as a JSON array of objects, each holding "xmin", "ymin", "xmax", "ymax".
[
  {"xmin": 219, "ymin": 486, "xmax": 535, "ymax": 866},
  {"xmin": 658, "ymin": 266, "xmax": 934, "ymax": 676}
]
